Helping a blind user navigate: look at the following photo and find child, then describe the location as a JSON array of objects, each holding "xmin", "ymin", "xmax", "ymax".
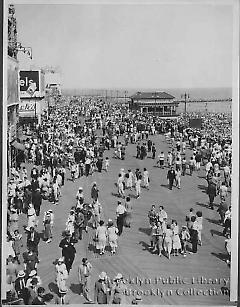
[
  {"xmin": 104, "ymin": 157, "xmax": 110, "ymax": 172},
  {"xmin": 179, "ymin": 226, "xmax": 190, "ymax": 257}
]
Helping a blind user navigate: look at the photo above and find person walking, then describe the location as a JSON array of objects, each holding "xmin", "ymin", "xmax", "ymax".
[
  {"xmin": 163, "ymin": 224, "xmax": 173, "ymax": 259},
  {"xmin": 92, "ymin": 200, "xmax": 102, "ymax": 229},
  {"xmin": 78, "ymin": 258, "xmax": 93, "ymax": 302},
  {"xmin": 171, "ymin": 220, "xmax": 181, "ymax": 256},
  {"xmin": 167, "ymin": 167, "xmax": 176, "ymax": 190},
  {"xmin": 143, "ymin": 168, "xmax": 150, "ymax": 190},
  {"xmin": 116, "ymin": 201, "xmax": 126, "ymax": 236},
  {"xmin": 26, "ymin": 226, "xmax": 40, "ymax": 256},
  {"xmin": 107, "ymin": 220, "xmax": 119, "ymax": 254},
  {"xmin": 59, "ymin": 231, "xmax": 76, "ymax": 273},
  {"xmin": 43, "ymin": 210, "xmax": 54, "ymax": 243},
  {"xmin": 55, "ymin": 257, "xmax": 68, "ymax": 294},
  {"xmin": 95, "ymin": 220, "xmax": 108, "ymax": 255},
  {"xmin": 179, "ymin": 226, "xmax": 190, "ymax": 257},
  {"xmin": 207, "ymin": 180, "xmax": 217, "ymax": 210},
  {"xmin": 94, "ymin": 272, "xmax": 111, "ymax": 304},
  {"xmin": 124, "ymin": 196, "xmax": 133, "ymax": 228},
  {"xmin": 117, "ymin": 174, "xmax": 125, "ymax": 198},
  {"xmin": 74, "ymin": 208, "xmax": 84, "ymax": 241},
  {"xmin": 135, "ymin": 174, "xmax": 142, "ymax": 199},
  {"xmin": 91, "ymin": 182, "xmax": 99, "ymax": 202}
]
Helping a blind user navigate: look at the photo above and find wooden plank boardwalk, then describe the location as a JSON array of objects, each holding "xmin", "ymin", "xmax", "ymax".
[{"xmin": 17, "ymin": 134, "xmax": 232, "ymax": 305}]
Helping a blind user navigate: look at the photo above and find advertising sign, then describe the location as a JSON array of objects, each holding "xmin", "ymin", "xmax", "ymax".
[
  {"xmin": 7, "ymin": 56, "xmax": 20, "ymax": 106},
  {"xmin": 189, "ymin": 118, "xmax": 202, "ymax": 129},
  {"xmin": 19, "ymin": 70, "xmax": 45, "ymax": 98}
]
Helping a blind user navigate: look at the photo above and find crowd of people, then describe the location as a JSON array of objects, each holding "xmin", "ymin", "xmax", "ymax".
[{"xmin": 5, "ymin": 96, "xmax": 232, "ymax": 304}]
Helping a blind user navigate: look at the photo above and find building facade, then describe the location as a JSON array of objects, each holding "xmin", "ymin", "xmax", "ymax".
[
  {"xmin": 130, "ymin": 91, "xmax": 179, "ymax": 117},
  {"xmin": 7, "ymin": 5, "xmax": 23, "ymax": 172}
]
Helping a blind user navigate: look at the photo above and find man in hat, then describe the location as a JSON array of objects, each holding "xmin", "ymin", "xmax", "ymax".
[
  {"xmin": 14, "ymin": 270, "xmax": 28, "ymax": 304},
  {"xmin": 74, "ymin": 207, "xmax": 84, "ymax": 241},
  {"xmin": 78, "ymin": 258, "xmax": 93, "ymax": 302},
  {"xmin": 59, "ymin": 231, "xmax": 76, "ymax": 273},
  {"xmin": 23, "ymin": 248, "xmax": 39, "ymax": 276},
  {"xmin": 26, "ymin": 269, "xmax": 41, "ymax": 288},
  {"xmin": 55, "ymin": 286, "xmax": 70, "ymax": 304},
  {"xmin": 32, "ymin": 187, "xmax": 42, "ymax": 216},
  {"xmin": 27, "ymin": 226, "xmax": 40, "ymax": 256},
  {"xmin": 167, "ymin": 166, "xmax": 176, "ymax": 190}
]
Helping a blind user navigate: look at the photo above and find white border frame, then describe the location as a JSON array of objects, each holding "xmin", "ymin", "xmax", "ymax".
[{"xmin": 2, "ymin": 0, "xmax": 239, "ymax": 304}]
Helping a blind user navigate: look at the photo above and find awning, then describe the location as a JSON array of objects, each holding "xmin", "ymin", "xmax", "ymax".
[
  {"xmin": 11, "ymin": 140, "xmax": 25, "ymax": 151},
  {"xmin": 18, "ymin": 134, "xmax": 29, "ymax": 141}
]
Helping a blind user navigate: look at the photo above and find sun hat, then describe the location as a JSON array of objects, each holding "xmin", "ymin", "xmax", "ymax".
[
  {"xmin": 17, "ymin": 270, "xmax": 25, "ymax": 278},
  {"xmin": 114, "ymin": 273, "xmax": 123, "ymax": 280},
  {"xmin": 29, "ymin": 270, "xmax": 37, "ymax": 277},
  {"xmin": 135, "ymin": 295, "xmax": 142, "ymax": 301},
  {"xmin": 58, "ymin": 257, "xmax": 65, "ymax": 263},
  {"xmin": 99, "ymin": 272, "xmax": 107, "ymax": 280},
  {"xmin": 59, "ymin": 286, "xmax": 68, "ymax": 294}
]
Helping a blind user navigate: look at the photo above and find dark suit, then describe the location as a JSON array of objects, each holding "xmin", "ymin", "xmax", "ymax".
[
  {"xmin": 59, "ymin": 238, "xmax": 76, "ymax": 273},
  {"xmin": 167, "ymin": 170, "xmax": 176, "ymax": 190},
  {"xmin": 32, "ymin": 190, "xmax": 42, "ymax": 216},
  {"xmin": 27, "ymin": 231, "xmax": 40, "ymax": 255},
  {"xmin": 15, "ymin": 276, "xmax": 28, "ymax": 303}
]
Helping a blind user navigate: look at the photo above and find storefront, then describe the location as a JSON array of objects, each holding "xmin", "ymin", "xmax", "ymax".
[{"xmin": 7, "ymin": 56, "xmax": 20, "ymax": 173}]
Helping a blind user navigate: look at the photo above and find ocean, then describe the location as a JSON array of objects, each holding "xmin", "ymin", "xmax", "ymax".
[{"xmin": 62, "ymin": 87, "xmax": 232, "ymax": 114}]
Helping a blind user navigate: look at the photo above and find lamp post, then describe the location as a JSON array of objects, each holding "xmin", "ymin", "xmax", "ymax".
[{"xmin": 181, "ymin": 92, "xmax": 190, "ymax": 116}]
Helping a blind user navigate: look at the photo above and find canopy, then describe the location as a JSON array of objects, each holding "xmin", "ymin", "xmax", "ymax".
[{"xmin": 11, "ymin": 140, "xmax": 25, "ymax": 151}]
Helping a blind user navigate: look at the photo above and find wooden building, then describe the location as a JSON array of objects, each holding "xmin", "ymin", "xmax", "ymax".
[{"xmin": 130, "ymin": 91, "xmax": 179, "ymax": 117}]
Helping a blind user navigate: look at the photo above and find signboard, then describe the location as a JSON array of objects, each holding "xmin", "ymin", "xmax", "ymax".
[
  {"xmin": 7, "ymin": 56, "xmax": 20, "ymax": 106},
  {"xmin": 189, "ymin": 118, "xmax": 202, "ymax": 129},
  {"xmin": 19, "ymin": 70, "xmax": 45, "ymax": 98},
  {"xmin": 19, "ymin": 99, "xmax": 47, "ymax": 117}
]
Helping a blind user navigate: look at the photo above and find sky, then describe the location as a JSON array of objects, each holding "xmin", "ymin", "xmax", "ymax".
[{"xmin": 14, "ymin": 2, "xmax": 234, "ymax": 89}]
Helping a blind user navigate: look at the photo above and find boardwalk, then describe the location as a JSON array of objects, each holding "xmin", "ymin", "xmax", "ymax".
[{"xmin": 18, "ymin": 133, "xmax": 231, "ymax": 305}]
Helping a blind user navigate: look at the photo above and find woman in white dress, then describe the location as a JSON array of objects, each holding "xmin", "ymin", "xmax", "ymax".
[
  {"xmin": 65, "ymin": 210, "xmax": 75, "ymax": 237},
  {"xmin": 163, "ymin": 224, "xmax": 173, "ymax": 259},
  {"xmin": 171, "ymin": 220, "xmax": 181, "ymax": 256},
  {"xmin": 27, "ymin": 203, "xmax": 36, "ymax": 231},
  {"xmin": 95, "ymin": 220, "xmax": 108, "ymax": 255},
  {"xmin": 107, "ymin": 220, "xmax": 119, "ymax": 254},
  {"xmin": 55, "ymin": 257, "xmax": 68, "ymax": 293}
]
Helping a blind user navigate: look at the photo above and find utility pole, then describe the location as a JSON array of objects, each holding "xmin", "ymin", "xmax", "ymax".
[{"xmin": 181, "ymin": 92, "xmax": 190, "ymax": 116}]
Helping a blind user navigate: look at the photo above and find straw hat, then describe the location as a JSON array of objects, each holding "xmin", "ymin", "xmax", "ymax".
[
  {"xmin": 58, "ymin": 257, "xmax": 65, "ymax": 263},
  {"xmin": 99, "ymin": 272, "xmax": 107, "ymax": 280},
  {"xmin": 29, "ymin": 270, "xmax": 37, "ymax": 277},
  {"xmin": 114, "ymin": 273, "xmax": 123, "ymax": 280},
  {"xmin": 17, "ymin": 270, "xmax": 26, "ymax": 278},
  {"xmin": 59, "ymin": 286, "xmax": 68, "ymax": 294}
]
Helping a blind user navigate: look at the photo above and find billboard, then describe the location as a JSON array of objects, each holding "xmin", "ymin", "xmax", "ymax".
[
  {"xmin": 7, "ymin": 56, "xmax": 20, "ymax": 106},
  {"xmin": 189, "ymin": 118, "xmax": 202, "ymax": 129},
  {"xmin": 19, "ymin": 99, "xmax": 47, "ymax": 118},
  {"xmin": 19, "ymin": 70, "xmax": 45, "ymax": 98}
]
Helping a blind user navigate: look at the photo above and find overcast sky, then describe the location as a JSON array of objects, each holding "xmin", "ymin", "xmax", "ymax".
[{"xmin": 14, "ymin": 2, "xmax": 233, "ymax": 89}]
